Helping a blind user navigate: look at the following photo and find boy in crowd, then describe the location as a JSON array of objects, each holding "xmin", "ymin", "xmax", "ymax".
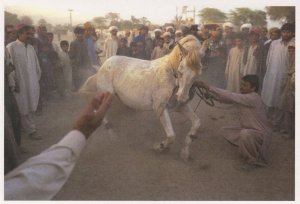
[
  {"xmin": 46, "ymin": 32, "xmax": 60, "ymax": 53},
  {"xmin": 225, "ymin": 33, "xmax": 245, "ymax": 92},
  {"xmin": 195, "ymin": 75, "xmax": 272, "ymax": 170},
  {"xmin": 58, "ymin": 40, "xmax": 73, "ymax": 95},
  {"xmin": 151, "ymin": 37, "xmax": 168, "ymax": 60},
  {"xmin": 116, "ymin": 37, "xmax": 131, "ymax": 57},
  {"xmin": 130, "ymin": 41, "xmax": 146, "ymax": 59},
  {"xmin": 242, "ymin": 29, "xmax": 262, "ymax": 76},
  {"xmin": 130, "ymin": 41, "xmax": 139, "ymax": 58}
]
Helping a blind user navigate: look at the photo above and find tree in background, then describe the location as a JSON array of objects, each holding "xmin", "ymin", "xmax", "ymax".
[
  {"xmin": 229, "ymin": 8, "xmax": 267, "ymax": 27},
  {"xmin": 250, "ymin": 10, "xmax": 267, "ymax": 26},
  {"xmin": 118, "ymin": 20, "xmax": 134, "ymax": 30},
  {"xmin": 140, "ymin": 17, "xmax": 150, "ymax": 25},
  {"xmin": 5, "ymin": 11, "xmax": 20, "ymax": 25},
  {"xmin": 93, "ymin": 16, "xmax": 107, "ymax": 29},
  {"xmin": 105, "ymin": 12, "xmax": 120, "ymax": 26},
  {"xmin": 265, "ymin": 6, "xmax": 295, "ymax": 24},
  {"xmin": 37, "ymin": 18, "xmax": 53, "ymax": 31},
  {"xmin": 19, "ymin": 15, "xmax": 34, "ymax": 26},
  {"xmin": 38, "ymin": 18, "xmax": 47, "ymax": 25},
  {"xmin": 198, "ymin": 8, "xmax": 227, "ymax": 24},
  {"xmin": 131, "ymin": 15, "xmax": 141, "ymax": 25}
]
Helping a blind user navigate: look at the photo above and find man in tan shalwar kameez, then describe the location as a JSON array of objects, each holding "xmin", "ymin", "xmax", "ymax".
[
  {"xmin": 196, "ymin": 75, "xmax": 272, "ymax": 170},
  {"xmin": 281, "ymin": 39, "xmax": 295, "ymax": 139}
]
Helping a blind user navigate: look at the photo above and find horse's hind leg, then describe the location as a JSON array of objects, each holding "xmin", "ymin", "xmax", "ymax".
[
  {"xmin": 153, "ymin": 109, "xmax": 176, "ymax": 153},
  {"xmin": 178, "ymin": 104, "xmax": 201, "ymax": 161}
]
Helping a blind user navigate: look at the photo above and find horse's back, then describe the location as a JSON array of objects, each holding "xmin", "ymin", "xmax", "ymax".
[
  {"xmin": 104, "ymin": 56, "xmax": 152, "ymax": 71},
  {"xmin": 97, "ymin": 56, "xmax": 156, "ymax": 110}
]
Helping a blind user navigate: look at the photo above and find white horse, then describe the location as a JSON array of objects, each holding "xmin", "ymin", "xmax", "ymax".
[{"xmin": 80, "ymin": 35, "xmax": 202, "ymax": 160}]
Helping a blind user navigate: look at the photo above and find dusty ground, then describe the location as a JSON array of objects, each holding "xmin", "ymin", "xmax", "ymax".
[{"xmin": 19, "ymin": 90, "xmax": 295, "ymax": 201}]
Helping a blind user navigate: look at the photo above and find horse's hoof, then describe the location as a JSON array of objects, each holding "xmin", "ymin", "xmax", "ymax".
[
  {"xmin": 152, "ymin": 142, "xmax": 170, "ymax": 153},
  {"xmin": 180, "ymin": 149, "xmax": 191, "ymax": 161}
]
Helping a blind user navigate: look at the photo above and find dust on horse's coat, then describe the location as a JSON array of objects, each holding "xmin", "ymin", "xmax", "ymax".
[{"xmin": 80, "ymin": 35, "xmax": 202, "ymax": 160}]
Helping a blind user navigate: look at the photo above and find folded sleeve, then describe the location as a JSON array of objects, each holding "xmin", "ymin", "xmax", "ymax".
[{"xmin": 5, "ymin": 130, "xmax": 86, "ymax": 200}]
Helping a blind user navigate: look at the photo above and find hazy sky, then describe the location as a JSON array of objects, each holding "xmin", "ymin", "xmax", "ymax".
[{"xmin": 3, "ymin": 0, "xmax": 297, "ymax": 26}]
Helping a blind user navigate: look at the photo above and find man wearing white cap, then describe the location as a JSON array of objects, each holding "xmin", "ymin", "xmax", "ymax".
[
  {"xmin": 240, "ymin": 23, "xmax": 252, "ymax": 34},
  {"xmin": 175, "ymin": 30, "xmax": 183, "ymax": 42},
  {"xmin": 166, "ymin": 26, "xmax": 174, "ymax": 33},
  {"xmin": 261, "ymin": 23, "xmax": 295, "ymax": 131},
  {"xmin": 166, "ymin": 26, "xmax": 175, "ymax": 39},
  {"xmin": 102, "ymin": 26, "xmax": 119, "ymax": 61},
  {"xmin": 223, "ymin": 22, "xmax": 234, "ymax": 29},
  {"xmin": 223, "ymin": 22, "xmax": 235, "ymax": 38},
  {"xmin": 153, "ymin": 28, "xmax": 162, "ymax": 47},
  {"xmin": 163, "ymin": 32, "xmax": 174, "ymax": 52}
]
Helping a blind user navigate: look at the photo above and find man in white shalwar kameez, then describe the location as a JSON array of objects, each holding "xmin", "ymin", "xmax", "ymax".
[
  {"xmin": 225, "ymin": 33, "xmax": 244, "ymax": 92},
  {"xmin": 6, "ymin": 25, "xmax": 41, "ymax": 139},
  {"xmin": 103, "ymin": 26, "xmax": 119, "ymax": 62},
  {"xmin": 261, "ymin": 23, "xmax": 294, "ymax": 130}
]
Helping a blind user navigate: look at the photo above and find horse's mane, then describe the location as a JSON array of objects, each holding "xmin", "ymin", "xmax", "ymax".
[{"xmin": 168, "ymin": 35, "xmax": 202, "ymax": 73}]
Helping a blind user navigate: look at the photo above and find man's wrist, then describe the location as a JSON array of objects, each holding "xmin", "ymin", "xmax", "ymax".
[{"xmin": 72, "ymin": 126, "xmax": 91, "ymax": 139}]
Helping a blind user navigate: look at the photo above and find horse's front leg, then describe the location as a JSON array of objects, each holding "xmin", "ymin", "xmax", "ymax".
[
  {"xmin": 178, "ymin": 103, "xmax": 201, "ymax": 161},
  {"xmin": 153, "ymin": 109, "xmax": 176, "ymax": 153}
]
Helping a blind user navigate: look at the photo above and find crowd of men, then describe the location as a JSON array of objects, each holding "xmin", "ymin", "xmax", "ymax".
[{"xmin": 4, "ymin": 20, "xmax": 295, "ymax": 174}]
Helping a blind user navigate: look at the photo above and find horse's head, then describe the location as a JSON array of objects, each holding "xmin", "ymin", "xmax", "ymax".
[{"xmin": 172, "ymin": 35, "xmax": 202, "ymax": 103}]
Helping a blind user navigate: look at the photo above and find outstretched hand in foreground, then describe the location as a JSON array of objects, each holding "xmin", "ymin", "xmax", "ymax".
[{"xmin": 73, "ymin": 92, "xmax": 113, "ymax": 138}]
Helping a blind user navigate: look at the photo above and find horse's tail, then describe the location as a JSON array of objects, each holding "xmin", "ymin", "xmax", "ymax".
[{"xmin": 79, "ymin": 74, "xmax": 98, "ymax": 100}]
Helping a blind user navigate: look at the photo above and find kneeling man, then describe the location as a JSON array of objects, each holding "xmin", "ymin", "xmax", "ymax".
[{"xmin": 195, "ymin": 75, "xmax": 272, "ymax": 170}]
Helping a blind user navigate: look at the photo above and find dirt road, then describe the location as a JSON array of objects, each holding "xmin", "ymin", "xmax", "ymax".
[{"xmin": 19, "ymin": 90, "xmax": 295, "ymax": 201}]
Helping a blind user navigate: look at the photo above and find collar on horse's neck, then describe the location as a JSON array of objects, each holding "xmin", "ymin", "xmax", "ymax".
[
  {"xmin": 175, "ymin": 41, "xmax": 188, "ymax": 57},
  {"xmin": 172, "ymin": 69, "xmax": 178, "ymax": 79},
  {"xmin": 168, "ymin": 59, "xmax": 179, "ymax": 79}
]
